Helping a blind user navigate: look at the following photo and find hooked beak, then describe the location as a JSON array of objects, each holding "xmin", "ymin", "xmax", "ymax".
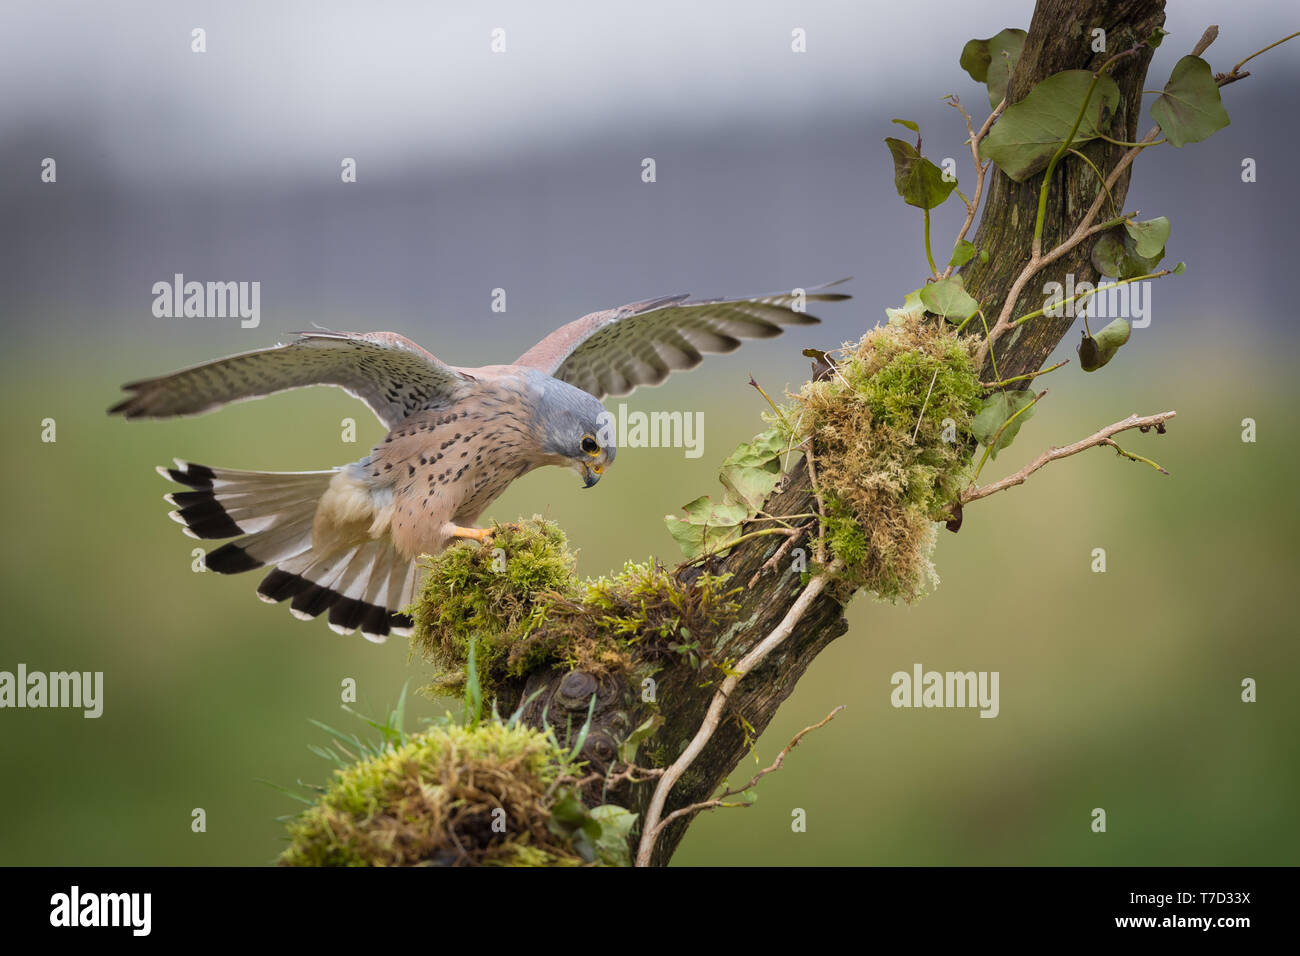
[{"xmin": 581, "ymin": 462, "xmax": 604, "ymax": 488}]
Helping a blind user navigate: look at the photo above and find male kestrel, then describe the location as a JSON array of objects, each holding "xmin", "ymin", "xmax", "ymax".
[{"xmin": 111, "ymin": 282, "xmax": 850, "ymax": 641}]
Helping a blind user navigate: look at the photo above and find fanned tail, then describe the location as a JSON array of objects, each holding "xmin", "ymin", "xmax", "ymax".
[{"xmin": 158, "ymin": 460, "xmax": 416, "ymax": 641}]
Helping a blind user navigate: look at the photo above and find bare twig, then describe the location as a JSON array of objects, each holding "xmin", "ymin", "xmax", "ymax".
[
  {"xmin": 747, "ymin": 524, "xmax": 808, "ymax": 588},
  {"xmin": 635, "ymin": 562, "xmax": 841, "ymax": 866},
  {"xmin": 1191, "ymin": 25, "xmax": 1219, "ymax": 58},
  {"xmin": 651, "ymin": 706, "xmax": 846, "ymax": 832},
  {"xmin": 942, "ymin": 95, "xmax": 1006, "ymax": 279},
  {"xmin": 803, "ymin": 439, "xmax": 829, "ymax": 565},
  {"xmin": 912, "ymin": 368, "xmax": 940, "ymax": 442},
  {"xmin": 961, "ymin": 411, "xmax": 1176, "ymax": 504},
  {"xmin": 1213, "ymin": 27, "xmax": 1299, "ymax": 87}
]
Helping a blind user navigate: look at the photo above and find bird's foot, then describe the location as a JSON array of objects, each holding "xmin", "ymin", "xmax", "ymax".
[{"xmin": 449, "ymin": 522, "xmax": 523, "ymax": 545}]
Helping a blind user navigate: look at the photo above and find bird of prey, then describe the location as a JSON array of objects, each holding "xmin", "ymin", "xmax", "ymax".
[{"xmin": 110, "ymin": 282, "xmax": 850, "ymax": 641}]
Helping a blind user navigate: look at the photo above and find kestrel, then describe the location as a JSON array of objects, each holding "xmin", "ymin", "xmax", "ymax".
[{"xmin": 111, "ymin": 282, "xmax": 850, "ymax": 641}]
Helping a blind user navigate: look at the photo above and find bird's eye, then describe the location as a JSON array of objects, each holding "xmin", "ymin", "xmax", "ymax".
[{"xmin": 581, "ymin": 435, "xmax": 600, "ymax": 456}]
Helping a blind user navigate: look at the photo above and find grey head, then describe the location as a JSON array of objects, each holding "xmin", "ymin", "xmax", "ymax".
[{"xmin": 526, "ymin": 369, "xmax": 617, "ymax": 488}]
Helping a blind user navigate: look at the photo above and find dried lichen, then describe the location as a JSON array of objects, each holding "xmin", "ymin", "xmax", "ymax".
[
  {"xmin": 409, "ymin": 518, "xmax": 741, "ymax": 700},
  {"xmin": 279, "ymin": 720, "xmax": 633, "ymax": 867},
  {"xmin": 783, "ymin": 318, "xmax": 982, "ymax": 601}
]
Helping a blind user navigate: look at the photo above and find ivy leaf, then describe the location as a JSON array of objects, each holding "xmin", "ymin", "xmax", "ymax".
[
  {"xmin": 1090, "ymin": 231, "xmax": 1126, "ymax": 276},
  {"xmin": 971, "ymin": 390, "xmax": 1037, "ymax": 458},
  {"xmin": 1091, "ymin": 225, "xmax": 1165, "ymax": 280},
  {"xmin": 718, "ymin": 427, "xmax": 785, "ymax": 470},
  {"xmin": 885, "ymin": 287, "xmax": 926, "ymax": 325},
  {"xmin": 1094, "ymin": 317, "xmax": 1132, "ymax": 357},
  {"xmin": 718, "ymin": 427, "xmax": 785, "ymax": 511},
  {"xmin": 1077, "ymin": 332, "xmax": 1101, "ymax": 371},
  {"xmin": 666, "ymin": 427, "xmax": 792, "ymax": 557},
  {"xmin": 891, "ymin": 117, "xmax": 920, "ymax": 132},
  {"xmin": 617, "ymin": 715, "xmax": 663, "ymax": 764},
  {"xmin": 665, "ymin": 514, "xmax": 738, "ymax": 558},
  {"xmin": 982, "ymin": 70, "xmax": 1121, "ymax": 182},
  {"xmin": 885, "ymin": 137, "xmax": 957, "ymax": 210},
  {"xmin": 919, "ymin": 277, "xmax": 979, "ymax": 324},
  {"xmin": 1077, "ymin": 319, "xmax": 1132, "ymax": 371},
  {"xmin": 960, "ymin": 28, "xmax": 1027, "ymax": 108},
  {"xmin": 1150, "ymin": 55, "xmax": 1230, "ymax": 148},
  {"xmin": 1123, "ymin": 216, "xmax": 1170, "ymax": 259},
  {"xmin": 549, "ymin": 793, "xmax": 589, "ymax": 828},
  {"xmin": 948, "ymin": 240, "xmax": 977, "ymax": 268},
  {"xmin": 589, "ymin": 805, "xmax": 638, "ymax": 867},
  {"xmin": 680, "ymin": 495, "xmax": 749, "ymax": 526},
  {"xmin": 719, "ymin": 468, "xmax": 781, "ymax": 514},
  {"xmin": 665, "ymin": 495, "xmax": 750, "ymax": 558},
  {"xmin": 1172, "ymin": 261, "xmax": 1186, "ymax": 275}
]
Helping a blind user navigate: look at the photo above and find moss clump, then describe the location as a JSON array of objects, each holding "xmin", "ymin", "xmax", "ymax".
[
  {"xmin": 410, "ymin": 518, "xmax": 579, "ymax": 697},
  {"xmin": 784, "ymin": 319, "xmax": 982, "ymax": 601},
  {"xmin": 279, "ymin": 705, "xmax": 641, "ymax": 867},
  {"xmin": 508, "ymin": 560, "xmax": 742, "ymax": 676},
  {"xmin": 410, "ymin": 519, "xmax": 741, "ymax": 699},
  {"xmin": 280, "ymin": 721, "xmax": 598, "ymax": 867}
]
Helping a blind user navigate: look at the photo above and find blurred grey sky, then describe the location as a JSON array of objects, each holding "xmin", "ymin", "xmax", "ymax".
[{"xmin": 1, "ymin": 0, "xmax": 1297, "ymax": 373}]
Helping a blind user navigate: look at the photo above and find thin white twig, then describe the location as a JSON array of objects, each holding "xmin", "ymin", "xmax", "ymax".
[
  {"xmin": 650, "ymin": 706, "xmax": 845, "ymax": 833},
  {"xmin": 942, "ymin": 95, "xmax": 1006, "ymax": 280},
  {"xmin": 961, "ymin": 411, "xmax": 1175, "ymax": 504},
  {"xmin": 635, "ymin": 564, "xmax": 840, "ymax": 866},
  {"xmin": 912, "ymin": 368, "xmax": 939, "ymax": 442}
]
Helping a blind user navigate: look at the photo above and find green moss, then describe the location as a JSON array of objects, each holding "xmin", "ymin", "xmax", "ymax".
[
  {"xmin": 782, "ymin": 319, "xmax": 981, "ymax": 601},
  {"xmin": 409, "ymin": 518, "xmax": 579, "ymax": 698},
  {"xmin": 280, "ymin": 721, "xmax": 594, "ymax": 867},
  {"xmin": 824, "ymin": 505, "xmax": 870, "ymax": 568},
  {"xmin": 509, "ymin": 560, "xmax": 741, "ymax": 676},
  {"xmin": 410, "ymin": 519, "xmax": 742, "ymax": 700}
]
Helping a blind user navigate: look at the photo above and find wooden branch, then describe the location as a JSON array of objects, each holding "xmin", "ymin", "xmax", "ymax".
[
  {"xmin": 961, "ymin": 0, "xmax": 1166, "ymax": 382},
  {"xmin": 961, "ymin": 411, "xmax": 1175, "ymax": 504},
  {"xmin": 635, "ymin": 565, "xmax": 839, "ymax": 866}
]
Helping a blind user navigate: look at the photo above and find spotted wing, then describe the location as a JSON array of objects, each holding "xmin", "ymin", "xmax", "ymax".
[
  {"xmin": 514, "ymin": 280, "xmax": 851, "ymax": 400},
  {"xmin": 110, "ymin": 330, "xmax": 474, "ymax": 429}
]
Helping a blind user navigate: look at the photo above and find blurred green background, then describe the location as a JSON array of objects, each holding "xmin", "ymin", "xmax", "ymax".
[{"xmin": 0, "ymin": 315, "xmax": 1295, "ymax": 866}]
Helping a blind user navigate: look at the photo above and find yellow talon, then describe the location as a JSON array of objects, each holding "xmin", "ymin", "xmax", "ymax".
[{"xmin": 450, "ymin": 522, "xmax": 523, "ymax": 544}]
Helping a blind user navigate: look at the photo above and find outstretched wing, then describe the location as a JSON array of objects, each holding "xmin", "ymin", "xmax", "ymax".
[
  {"xmin": 514, "ymin": 280, "xmax": 851, "ymax": 400},
  {"xmin": 109, "ymin": 331, "xmax": 474, "ymax": 430}
]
